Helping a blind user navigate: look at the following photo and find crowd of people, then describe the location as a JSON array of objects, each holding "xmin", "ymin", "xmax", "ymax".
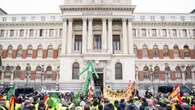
[{"xmin": 0, "ymin": 89, "xmax": 195, "ymax": 110}]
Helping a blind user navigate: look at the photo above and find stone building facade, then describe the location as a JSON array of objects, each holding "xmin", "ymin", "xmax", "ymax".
[{"xmin": 0, "ymin": 0, "xmax": 195, "ymax": 91}]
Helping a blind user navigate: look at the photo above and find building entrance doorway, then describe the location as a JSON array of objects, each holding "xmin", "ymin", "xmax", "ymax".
[{"xmin": 93, "ymin": 68, "xmax": 104, "ymax": 95}]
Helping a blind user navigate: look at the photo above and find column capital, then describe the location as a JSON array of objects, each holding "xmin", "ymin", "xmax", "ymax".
[
  {"xmin": 68, "ymin": 18, "xmax": 73, "ymax": 22},
  {"xmin": 128, "ymin": 18, "xmax": 133, "ymax": 22},
  {"xmin": 88, "ymin": 18, "xmax": 93, "ymax": 21},
  {"xmin": 102, "ymin": 18, "xmax": 107, "ymax": 21},
  {"xmin": 62, "ymin": 18, "xmax": 67, "ymax": 22},
  {"xmin": 82, "ymin": 18, "xmax": 87, "ymax": 21},
  {"xmin": 122, "ymin": 18, "xmax": 127, "ymax": 22},
  {"xmin": 108, "ymin": 18, "xmax": 112, "ymax": 22}
]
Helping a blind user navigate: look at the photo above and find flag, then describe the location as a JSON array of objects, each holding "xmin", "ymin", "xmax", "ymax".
[
  {"xmin": 169, "ymin": 84, "xmax": 180, "ymax": 99},
  {"xmin": 88, "ymin": 79, "xmax": 95, "ymax": 100},
  {"xmin": 9, "ymin": 96, "xmax": 15, "ymax": 110},
  {"xmin": 0, "ymin": 56, "xmax": 2, "ymax": 66},
  {"xmin": 73, "ymin": 91, "xmax": 81, "ymax": 106},
  {"xmin": 7, "ymin": 84, "xmax": 16, "ymax": 100}
]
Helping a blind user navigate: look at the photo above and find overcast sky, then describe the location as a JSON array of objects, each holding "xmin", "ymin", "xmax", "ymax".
[{"xmin": 0, "ymin": 0, "xmax": 194, "ymax": 14}]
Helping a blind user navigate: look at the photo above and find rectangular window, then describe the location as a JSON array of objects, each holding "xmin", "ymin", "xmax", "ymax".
[
  {"xmin": 41, "ymin": 16, "xmax": 46, "ymax": 21},
  {"xmin": 191, "ymin": 16, "xmax": 195, "ymax": 21},
  {"xmin": 59, "ymin": 29, "xmax": 62, "ymax": 37},
  {"xmin": 49, "ymin": 29, "xmax": 54, "ymax": 37},
  {"xmin": 0, "ymin": 30, "xmax": 4, "ymax": 37},
  {"xmin": 132, "ymin": 28, "xmax": 136, "ymax": 36},
  {"xmin": 93, "ymin": 34, "xmax": 101, "ymax": 49},
  {"xmin": 193, "ymin": 29, "xmax": 195, "ymax": 36},
  {"xmin": 181, "ymin": 16, "xmax": 185, "ymax": 21},
  {"xmin": 31, "ymin": 16, "xmax": 36, "ymax": 21},
  {"xmin": 182, "ymin": 29, "xmax": 187, "ymax": 37},
  {"xmin": 10, "ymin": 30, "xmax": 14, "ymax": 37},
  {"xmin": 160, "ymin": 16, "xmax": 165, "ymax": 21},
  {"xmin": 50, "ymin": 16, "xmax": 55, "ymax": 21},
  {"xmin": 171, "ymin": 16, "xmax": 176, "ymax": 20},
  {"xmin": 39, "ymin": 29, "xmax": 43, "ymax": 37},
  {"xmin": 19, "ymin": 29, "xmax": 24, "ymax": 37},
  {"xmin": 21, "ymin": 17, "xmax": 26, "ymax": 22},
  {"xmin": 29, "ymin": 29, "xmax": 34, "ymax": 37},
  {"xmin": 151, "ymin": 16, "xmax": 155, "ymax": 21},
  {"xmin": 152, "ymin": 29, "xmax": 157, "ymax": 36},
  {"xmin": 74, "ymin": 35, "xmax": 82, "ymax": 52},
  {"xmin": 140, "ymin": 16, "xmax": 145, "ymax": 21},
  {"xmin": 172, "ymin": 29, "xmax": 177, "ymax": 37},
  {"xmin": 113, "ymin": 35, "xmax": 121, "ymax": 51},
  {"xmin": 12, "ymin": 17, "xmax": 16, "ymax": 22},
  {"xmin": 2, "ymin": 17, "xmax": 6, "ymax": 22},
  {"xmin": 141, "ymin": 29, "xmax": 146, "ymax": 36},
  {"xmin": 162, "ymin": 29, "xmax": 167, "ymax": 37}
]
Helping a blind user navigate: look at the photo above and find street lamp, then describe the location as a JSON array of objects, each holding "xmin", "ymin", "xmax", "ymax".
[
  {"xmin": 56, "ymin": 66, "xmax": 60, "ymax": 91},
  {"xmin": 149, "ymin": 65, "xmax": 155, "ymax": 95},
  {"xmin": 165, "ymin": 63, "xmax": 170, "ymax": 86},
  {"xmin": 25, "ymin": 63, "xmax": 31, "ymax": 87},
  {"xmin": 41, "ymin": 65, "xmax": 44, "ymax": 91}
]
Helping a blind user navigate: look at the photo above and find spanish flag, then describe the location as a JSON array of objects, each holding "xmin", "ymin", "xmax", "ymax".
[
  {"xmin": 169, "ymin": 84, "xmax": 180, "ymax": 99},
  {"xmin": 9, "ymin": 96, "xmax": 15, "ymax": 110}
]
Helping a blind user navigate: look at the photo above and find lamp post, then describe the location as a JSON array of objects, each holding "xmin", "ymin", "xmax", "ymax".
[
  {"xmin": 149, "ymin": 65, "xmax": 155, "ymax": 95},
  {"xmin": 56, "ymin": 66, "xmax": 60, "ymax": 91},
  {"xmin": 41, "ymin": 65, "xmax": 44, "ymax": 91},
  {"xmin": 25, "ymin": 63, "xmax": 31, "ymax": 87},
  {"xmin": 181, "ymin": 65, "xmax": 186, "ymax": 85}
]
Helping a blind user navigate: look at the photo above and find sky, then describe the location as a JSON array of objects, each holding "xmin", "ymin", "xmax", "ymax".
[{"xmin": 0, "ymin": 0, "xmax": 194, "ymax": 14}]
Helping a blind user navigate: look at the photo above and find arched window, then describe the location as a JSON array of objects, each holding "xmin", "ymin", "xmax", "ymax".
[
  {"xmin": 163, "ymin": 45, "xmax": 169, "ymax": 57},
  {"xmin": 142, "ymin": 44, "xmax": 148, "ymax": 57},
  {"xmin": 133, "ymin": 44, "xmax": 137, "ymax": 56},
  {"xmin": 16, "ymin": 45, "xmax": 23, "ymax": 57},
  {"xmin": 0, "ymin": 45, "xmax": 3, "ymax": 56},
  {"xmin": 7, "ymin": 45, "xmax": 13, "ymax": 58},
  {"xmin": 14, "ymin": 65, "xmax": 21, "ymax": 79},
  {"xmin": 37, "ymin": 44, "xmax": 43, "ymax": 58},
  {"xmin": 46, "ymin": 65, "xmax": 52, "ymax": 72},
  {"xmin": 48, "ymin": 44, "xmax": 53, "ymax": 58},
  {"xmin": 165, "ymin": 63, "xmax": 171, "ymax": 80},
  {"xmin": 154, "ymin": 65, "xmax": 160, "ymax": 80},
  {"xmin": 115, "ymin": 62, "xmax": 122, "ymax": 80},
  {"xmin": 72, "ymin": 62, "xmax": 80, "ymax": 80},
  {"xmin": 153, "ymin": 44, "xmax": 159, "ymax": 58},
  {"xmin": 175, "ymin": 65, "xmax": 182, "ymax": 79},
  {"xmin": 27, "ymin": 45, "xmax": 33, "ymax": 58},
  {"xmin": 185, "ymin": 65, "xmax": 192, "ymax": 79},
  {"xmin": 173, "ymin": 44, "xmax": 179, "ymax": 58},
  {"xmin": 143, "ymin": 65, "xmax": 149, "ymax": 80},
  {"xmin": 183, "ymin": 45, "xmax": 190, "ymax": 57}
]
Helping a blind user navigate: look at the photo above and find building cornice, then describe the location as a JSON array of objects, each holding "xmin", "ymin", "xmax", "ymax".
[
  {"xmin": 60, "ymin": 5, "xmax": 136, "ymax": 12},
  {"xmin": 132, "ymin": 21, "xmax": 195, "ymax": 26},
  {"xmin": 0, "ymin": 21, "xmax": 62, "ymax": 27}
]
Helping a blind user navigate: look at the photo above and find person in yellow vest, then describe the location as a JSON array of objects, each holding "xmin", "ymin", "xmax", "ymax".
[{"xmin": 0, "ymin": 100, "xmax": 8, "ymax": 110}]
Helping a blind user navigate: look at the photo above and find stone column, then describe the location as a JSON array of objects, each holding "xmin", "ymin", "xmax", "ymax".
[
  {"xmin": 82, "ymin": 18, "xmax": 87, "ymax": 53},
  {"xmin": 122, "ymin": 18, "xmax": 128, "ymax": 54},
  {"xmin": 108, "ymin": 18, "xmax": 113, "ymax": 54},
  {"xmin": 61, "ymin": 18, "xmax": 67, "ymax": 56},
  {"xmin": 67, "ymin": 18, "xmax": 73, "ymax": 54},
  {"xmin": 128, "ymin": 18, "xmax": 134, "ymax": 55},
  {"xmin": 102, "ymin": 18, "xmax": 107, "ymax": 50},
  {"xmin": 88, "ymin": 18, "xmax": 93, "ymax": 50}
]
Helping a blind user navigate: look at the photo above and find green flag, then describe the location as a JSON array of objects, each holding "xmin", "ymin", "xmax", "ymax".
[
  {"xmin": 73, "ymin": 91, "xmax": 80, "ymax": 106},
  {"xmin": 7, "ymin": 84, "xmax": 16, "ymax": 100},
  {"xmin": 0, "ymin": 56, "xmax": 2, "ymax": 66}
]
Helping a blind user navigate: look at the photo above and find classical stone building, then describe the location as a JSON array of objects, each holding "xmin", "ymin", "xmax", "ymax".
[{"xmin": 0, "ymin": 0, "xmax": 195, "ymax": 91}]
